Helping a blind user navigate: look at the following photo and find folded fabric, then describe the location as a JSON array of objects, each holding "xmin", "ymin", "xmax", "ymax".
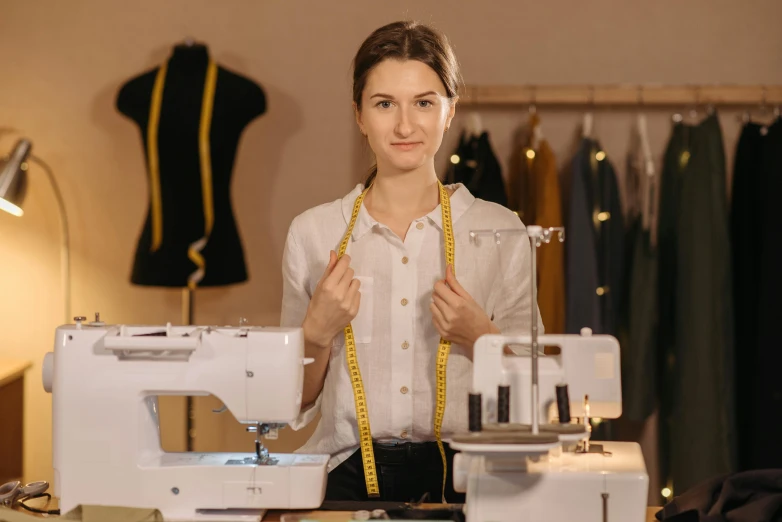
[
  {"xmin": 656, "ymin": 469, "xmax": 782, "ymax": 522},
  {"xmin": 0, "ymin": 504, "xmax": 163, "ymax": 522}
]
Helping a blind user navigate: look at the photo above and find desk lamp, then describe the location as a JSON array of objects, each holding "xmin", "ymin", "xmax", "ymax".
[{"xmin": 0, "ymin": 139, "xmax": 71, "ymax": 323}]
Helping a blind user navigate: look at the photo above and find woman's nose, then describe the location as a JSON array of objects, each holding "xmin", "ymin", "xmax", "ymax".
[{"xmin": 395, "ymin": 107, "xmax": 413, "ymax": 136}]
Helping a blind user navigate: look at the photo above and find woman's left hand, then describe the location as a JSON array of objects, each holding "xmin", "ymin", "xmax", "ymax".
[{"xmin": 431, "ymin": 264, "xmax": 499, "ymax": 348}]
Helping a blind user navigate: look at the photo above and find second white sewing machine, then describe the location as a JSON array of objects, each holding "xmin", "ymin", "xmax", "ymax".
[
  {"xmin": 450, "ymin": 328, "xmax": 649, "ymax": 522},
  {"xmin": 42, "ymin": 317, "xmax": 329, "ymax": 521}
]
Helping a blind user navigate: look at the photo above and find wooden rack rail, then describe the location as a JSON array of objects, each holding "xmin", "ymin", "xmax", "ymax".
[{"xmin": 459, "ymin": 84, "xmax": 782, "ymax": 107}]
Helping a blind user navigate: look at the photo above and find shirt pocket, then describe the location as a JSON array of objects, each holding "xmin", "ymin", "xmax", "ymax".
[{"xmin": 332, "ymin": 275, "xmax": 374, "ymax": 348}]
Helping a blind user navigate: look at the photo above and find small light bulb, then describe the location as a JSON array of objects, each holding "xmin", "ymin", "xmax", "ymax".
[
  {"xmin": 595, "ymin": 151, "xmax": 606, "ymax": 161},
  {"xmin": 525, "ymin": 149, "xmax": 536, "ymax": 159},
  {"xmin": 592, "ymin": 417, "xmax": 603, "ymax": 426},
  {"xmin": 597, "ymin": 211, "xmax": 611, "ymax": 222},
  {"xmin": 450, "ymin": 154, "xmax": 460, "ymax": 164},
  {"xmin": 662, "ymin": 487, "xmax": 672, "ymax": 498}
]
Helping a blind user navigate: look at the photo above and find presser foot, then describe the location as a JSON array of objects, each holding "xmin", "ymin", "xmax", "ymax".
[{"xmin": 243, "ymin": 423, "xmax": 284, "ymax": 465}]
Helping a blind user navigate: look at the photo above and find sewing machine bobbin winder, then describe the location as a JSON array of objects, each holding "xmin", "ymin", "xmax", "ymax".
[{"xmin": 42, "ymin": 319, "xmax": 329, "ymax": 521}]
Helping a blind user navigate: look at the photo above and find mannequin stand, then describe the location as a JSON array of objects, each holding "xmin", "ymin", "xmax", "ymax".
[{"xmin": 182, "ymin": 288, "xmax": 194, "ymax": 451}]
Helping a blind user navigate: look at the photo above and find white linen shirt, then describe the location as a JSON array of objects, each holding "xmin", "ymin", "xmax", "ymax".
[{"xmin": 280, "ymin": 182, "xmax": 543, "ymax": 472}]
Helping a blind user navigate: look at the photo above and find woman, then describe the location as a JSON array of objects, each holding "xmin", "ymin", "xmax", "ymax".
[{"xmin": 281, "ymin": 20, "xmax": 541, "ymax": 503}]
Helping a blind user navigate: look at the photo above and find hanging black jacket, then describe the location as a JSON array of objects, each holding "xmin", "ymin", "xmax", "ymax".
[
  {"xmin": 565, "ymin": 138, "xmax": 624, "ymax": 336},
  {"xmin": 445, "ymin": 130, "xmax": 508, "ymax": 207}
]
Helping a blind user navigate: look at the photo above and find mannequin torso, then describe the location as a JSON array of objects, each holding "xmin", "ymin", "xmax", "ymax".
[{"xmin": 117, "ymin": 43, "xmax": 266, "ymax": 287}]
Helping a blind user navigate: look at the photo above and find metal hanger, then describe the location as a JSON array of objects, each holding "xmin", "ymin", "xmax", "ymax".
[{"xmin": 582, "ymin": 86, "xmax": 595, "ymax": 138}]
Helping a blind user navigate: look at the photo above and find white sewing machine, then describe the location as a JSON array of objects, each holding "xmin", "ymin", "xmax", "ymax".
[
  {"xmin": 42, "ymin": 317, "xmax": 329, "ymax": 521},
  {"xmin": 450, "ymin": 329, "xmax": 649, "ymax": 522}
]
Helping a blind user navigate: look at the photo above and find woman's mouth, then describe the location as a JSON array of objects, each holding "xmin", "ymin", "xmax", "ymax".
[{"xmin": 391, "ymin": 142, "xmax": 422, "ymax": 151}]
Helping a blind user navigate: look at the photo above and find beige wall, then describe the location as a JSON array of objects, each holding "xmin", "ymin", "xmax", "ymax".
[{"xmin": 1, "ymin": 0, "xmax": 781, "ymax": 498}]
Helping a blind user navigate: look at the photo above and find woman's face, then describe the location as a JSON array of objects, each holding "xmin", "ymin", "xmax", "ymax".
[{"xmin": 356, "ymin": 59, "xmax": 455, "ymax": 175}]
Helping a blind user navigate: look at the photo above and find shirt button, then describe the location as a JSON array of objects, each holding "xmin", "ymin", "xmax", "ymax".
[
  {"xmin": 416, "ymin": 222, "xmax": 424, "ymax": 230},
  {"xmin": 400, "ymin": 386, "xmax": 409, "ymax": 394},
  {"xmin": 401, "ymin": 256, "xmax": 409, "ymax": 264},
  {"xmin": 401, "ymin": 298, "xmax": 408, "ymax": 306},
  {"xmin": 400, "ymin": 430, "xmax": 408, "ymax": 439},
  {"xmin": 401, "ymin": 341, "xmax": 409, "ymax": 350}
]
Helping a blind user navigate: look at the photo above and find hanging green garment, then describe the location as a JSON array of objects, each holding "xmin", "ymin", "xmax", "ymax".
[
  {"xmin": 617, "ymin": 116, "xmax": 658, "ymax": 423},
  {"xmin": 657, "ymin": 111, "xmax": 736, "ymax": 495}
]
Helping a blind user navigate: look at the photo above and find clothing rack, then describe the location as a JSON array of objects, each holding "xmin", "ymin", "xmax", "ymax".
[{"xmin": 459, "ymin": 84, "xmax": 782, "ymax": 107}]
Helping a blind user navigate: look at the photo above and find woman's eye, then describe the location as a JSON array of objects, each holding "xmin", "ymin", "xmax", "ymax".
[
  {"xmin": 377, "ymin": 101, "xmax": 392, "ymax": 109},
  {"xmin": 418, "ymin": 100, "xmax": 433, "ymax": 108}
]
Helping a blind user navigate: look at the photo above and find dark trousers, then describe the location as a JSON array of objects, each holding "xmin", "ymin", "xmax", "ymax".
[{"xmin": 325, "ymin": 441, "xmax": 466, "ymax": 503}]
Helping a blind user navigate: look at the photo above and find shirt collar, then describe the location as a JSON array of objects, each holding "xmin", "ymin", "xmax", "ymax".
[{"xmin": 340, "ymin": 182, "xmax": 475, "ymax": 241}]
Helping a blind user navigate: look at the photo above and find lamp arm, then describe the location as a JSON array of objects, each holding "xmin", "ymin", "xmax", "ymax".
[{"xmin": 28, "ymin": 154, "xmax": 70, "ymax": 324}]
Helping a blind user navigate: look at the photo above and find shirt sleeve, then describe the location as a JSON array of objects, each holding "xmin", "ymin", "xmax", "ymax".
[
  {"xmin": 490, "ymin": 226, "xmax": 545, "ymax": 336},
  {"xmin": 280, "ymin": 221, "xmax": 322, "ymax": 430}
]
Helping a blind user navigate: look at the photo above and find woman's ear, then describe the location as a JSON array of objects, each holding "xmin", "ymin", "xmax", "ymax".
[
  {"xmin": 445, "ymin": 98, "xmax": 457, "ymax": 133},
  {"xmin": 353, "ymin": 101, "xmax": 365, "ymax": 136}
]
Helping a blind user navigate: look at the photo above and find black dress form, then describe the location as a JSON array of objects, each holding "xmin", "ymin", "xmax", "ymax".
[{"xmin": 117, "ymin": 43, "xmax": 266, "ymax": 287}]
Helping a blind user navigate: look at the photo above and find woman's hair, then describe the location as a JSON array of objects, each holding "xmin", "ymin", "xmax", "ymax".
[{"xmin": 352, "ymin": 21, "xmax": 462, "ymax": 187}]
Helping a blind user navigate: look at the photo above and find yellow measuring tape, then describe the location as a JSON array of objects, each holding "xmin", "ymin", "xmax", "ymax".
[
  {"xmin": 147, "ymin": 58, "xmax": 218, "ymax": 289},
  {"xmin": 338, "ymin": 180, "xmax": 454, "ymax": 500}
]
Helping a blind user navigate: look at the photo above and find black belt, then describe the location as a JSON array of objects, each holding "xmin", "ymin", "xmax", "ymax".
[{"xmin": 371, "ymin": 441, "xmax": 444, "ymax": 465}]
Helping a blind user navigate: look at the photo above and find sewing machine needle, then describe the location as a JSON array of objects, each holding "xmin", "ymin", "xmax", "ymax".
[{"xmin": 255, "ymin": 423, "xmax": 262, "ymax": 461}]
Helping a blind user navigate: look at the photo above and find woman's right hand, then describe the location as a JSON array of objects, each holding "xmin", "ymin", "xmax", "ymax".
[{"xmin": 302, "ymin": 250, "xmax": 361, "ymax": 350}]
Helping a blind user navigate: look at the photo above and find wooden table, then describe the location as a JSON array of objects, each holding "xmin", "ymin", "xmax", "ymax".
[
  {"xmin": 0, "ymin": 359, "xmax": 32, "ymax": 484},
  {"xmin": 10, "ymin": 499, "xmax": 661, "ymax": 521},
  {"xmin": 261, "ymin": 505, "xmax": 661, "ymax": 521}
]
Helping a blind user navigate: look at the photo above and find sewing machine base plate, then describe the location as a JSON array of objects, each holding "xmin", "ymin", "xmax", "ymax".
[{"xmin": 459, "ymin": 441, "xmax": 648, "ymax": 522}]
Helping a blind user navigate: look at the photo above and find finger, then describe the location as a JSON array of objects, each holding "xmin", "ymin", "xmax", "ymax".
[
  {"xmin": 445, "ymin": 264, "xmax": 469, "ymax": 298},
  {"xmin": 323, "ymin": 250, "xmax": 337, "ymax": 276},
  {"xmin": 347, "ymin": 279, "xmax": 361, "ymax": 316},
  {"xmin": 325, "ymin": 253, "xmax": 351, "ymax": 286},
  {"xmin": 430, "ymin": 302, "xmax": 447, "ymax": 336},
  {"xmin": 336, "ymin": 267, "xmax": 355, "ymax": 298},
  {"xmin": 432, "ymin": 293, "xmax": 454, "ymax": 322},
  {"xmin": 433, "ymin": 280, "xmax": 461, "ymax": 308}
]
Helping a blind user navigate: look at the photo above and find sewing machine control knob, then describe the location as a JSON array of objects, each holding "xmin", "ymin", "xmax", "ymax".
[
  {"xmin": 580, "ymin": 327, "xmax": 593, "ymax": 337},
  {"xmin": 89, "ymin": 312, "xmax": 105, "ymax": 326}
]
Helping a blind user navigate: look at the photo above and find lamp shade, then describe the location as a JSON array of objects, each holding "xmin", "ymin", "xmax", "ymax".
[{"xmin": 0, "ymin": 139, "xmax": 32, "ymax": 217}]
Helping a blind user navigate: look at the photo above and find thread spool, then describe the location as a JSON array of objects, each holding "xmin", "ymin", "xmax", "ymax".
[
  {"xmin": 468, "ymin": 392, "xmax": 482, "ymax": 432},
  {"xmin": 556, "ymin": 384, "xmax": 571, "ymax": 423},
  {"xmin": 497, "ymin": 385, "xmax": 510, "ymax": 423}
]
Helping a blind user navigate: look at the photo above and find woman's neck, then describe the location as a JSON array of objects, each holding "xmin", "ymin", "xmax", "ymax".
[{"xmin": 366, "ymin": 167, "xmax": 440, "ymax": 218}]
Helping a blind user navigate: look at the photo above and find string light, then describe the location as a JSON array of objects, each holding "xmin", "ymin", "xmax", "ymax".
[{"xmin": 450, "ymin": 154, "xmax": 460, "ymax": 164}]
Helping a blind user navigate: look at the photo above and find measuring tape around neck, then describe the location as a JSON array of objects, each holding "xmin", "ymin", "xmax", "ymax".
[
  {"xmin": 338, "ymin": 180, "xmax": 455, "ymax": 501},
  {"xmin": 147, "ymin": 58, "xmax": 218, "ymax": 289}
]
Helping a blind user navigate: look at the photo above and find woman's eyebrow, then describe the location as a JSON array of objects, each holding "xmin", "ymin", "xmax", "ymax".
[{"xmin": 369, "ymin": 91, "xmax": 439, "ymax": 100}]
